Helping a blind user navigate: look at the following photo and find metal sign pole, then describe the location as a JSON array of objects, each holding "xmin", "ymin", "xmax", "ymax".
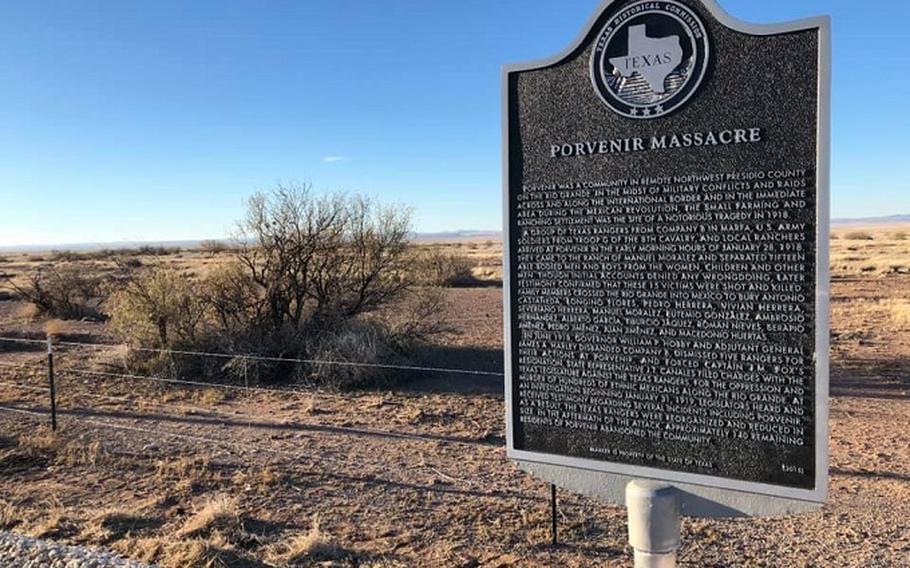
[
  {"xmin": 626, "ymin": 481, "xmax": 681, "ymax": 568},
  {"xmin": 46, "ymin": 337, "xmax": 57, "ymax": 431}
]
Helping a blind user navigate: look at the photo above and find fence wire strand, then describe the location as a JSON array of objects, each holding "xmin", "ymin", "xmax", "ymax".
[{"xmin": 0, "ymin": 336, "xmax": 503, "ymax": 377}]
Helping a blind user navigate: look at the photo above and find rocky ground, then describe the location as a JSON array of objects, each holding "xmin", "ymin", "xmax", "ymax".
[{"xmin": 0, "ymin": 531, "xmax": 150, "ymax": 567}]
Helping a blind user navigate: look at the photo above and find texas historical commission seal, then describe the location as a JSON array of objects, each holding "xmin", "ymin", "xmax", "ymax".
[{"xmin": 591, "ymin": 0, "xmax": 710, "ymax": 119}]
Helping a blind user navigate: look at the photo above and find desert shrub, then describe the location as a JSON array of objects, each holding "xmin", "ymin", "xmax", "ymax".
[
  {"xmin": 105, "ymin": 183, "xmax": 435, "ymax": 388},
  {"xmin": 844, "ymin": 231, "xmax": 874, "ymax": 240},
  {"xmin": 225, "ymin": 182, "xmax": 413, "ymax": 346},
  {"xmin": 135, "ymin": 245, "xmax": 181, "ymax": 256},
  {"xmin": 105, "ymin": 269, "xmax": 206, "ymax": 351},
  {"xmin": 892, "ymin": 231, "xmax": 908, "ymax": 241},
  {"xmin": 199, "ymin": 239, "xmax": 229, "ymax": 254},
  {"xmin": 413, "ymin": 249, "xmax": 479, "ymax": 287},
  {"xmin": 0, "ymin": 256, "xmax": 10, "ymax": 264},
  {"xmin": 7, "ymin": 264, "xmax": 103, "ymax": 319}
]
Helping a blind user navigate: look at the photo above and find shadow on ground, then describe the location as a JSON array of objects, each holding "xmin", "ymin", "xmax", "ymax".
[
  {"xmin": 401, "ymin": 345, "xmax": 504, "ymax": 395},
  {"xmin": 831, "ymin": 358, "xmax": 910, "ymax": 401}
]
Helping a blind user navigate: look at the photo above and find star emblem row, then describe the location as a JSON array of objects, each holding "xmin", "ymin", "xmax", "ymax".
[{"xmin": 628, "ymin": 104, "xmax": 665, "ymax": 117}]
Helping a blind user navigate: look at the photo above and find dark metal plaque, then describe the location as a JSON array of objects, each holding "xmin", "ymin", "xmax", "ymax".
[{"xmin": 504, "ymin": 0, "xmax": 829, "ymax": 503}]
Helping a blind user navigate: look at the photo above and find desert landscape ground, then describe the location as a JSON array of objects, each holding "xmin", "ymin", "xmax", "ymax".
[{"xmin": 0, "ymin": 224, "xmax": 908, "ymax": 567}]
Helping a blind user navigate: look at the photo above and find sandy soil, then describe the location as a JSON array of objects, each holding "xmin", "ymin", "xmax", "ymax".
[{"xmin": 0, "ymin": 234, "xmax": 907, "ymax": 567}]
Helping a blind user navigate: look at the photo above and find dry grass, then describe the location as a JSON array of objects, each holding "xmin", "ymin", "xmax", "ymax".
[
  {"xmin": 44, "ymin": 318, "xmax": 72, "ymax": 338},
  {"xmin": 844, "ymin": 231, "xmax": 875, "ymax": 240},
  {"xmin": 178, "ymin": 494, "xmax": 241, "ymax": 538},
  {"xmin": 156, "ymin": 455, "xmax": 211, "ymax": 482},
  {"xmin": 0, "ymin": 499, "xmax": 22, "ymax": 530},
  {"xmin": 14, "ymin": 302, "xmax": 40, "ymax": 321},
  {"xmin": 28, "ymin": 497, "xmax": 68, "ymax": 539},
  {"xmin": 159, "ymin": 387, "xmax": 230, "ymax": 407},
  {"xmin": 882, "ymin": 299, "xmax": 910, "ymax": 328},
  {"xmin": 80, "ymin": 508, "xmax": 158, "ymax": 543},
  {"xmin": 18, "ymin": 427, "xmax": 57, "ymax": 456},
  {"xmin": 58, "ymin": 439, "xmax": 105, "ymax": 467},
  {"xmin": 269, "ymin": 517, "xmax": 347, "ymax": 565},
  {"xmin": 117, "ymin": 534, "xmax": 241, "ymax": 568},
  {"xmin": 830, "ymin": 227, "xmax": 910, "ymax": 276}
]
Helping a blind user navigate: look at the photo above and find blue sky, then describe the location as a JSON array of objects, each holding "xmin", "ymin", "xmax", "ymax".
[{"xmin": 0, "ymin": 0, "xmax": 906, "ymax": 246}]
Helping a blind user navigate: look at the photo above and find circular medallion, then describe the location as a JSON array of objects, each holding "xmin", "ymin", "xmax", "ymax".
[{"xmin": 590, "ymin": 0, "xmax": 710, "ymax": 119}]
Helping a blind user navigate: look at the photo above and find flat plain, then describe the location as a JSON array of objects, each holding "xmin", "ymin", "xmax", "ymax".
[{"xmin": 0, "ymin": 226, "xmax": 908, "ymax": 567}]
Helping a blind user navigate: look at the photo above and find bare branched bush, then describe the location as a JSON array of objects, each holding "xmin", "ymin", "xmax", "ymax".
[
  {"xmin": 231, "ymin": 183, "xmax": 412, "ymax": 340},
  {"xmin": 104, "ymin": 182, "xmax": 439, "ymax": 388},
  {"xmin": 844, "ymin": 231, "xmax": 874, "ymax": 241},
  {"xmin": 7, "ymin": 264, "xmax": 103, "ymax": 319}
]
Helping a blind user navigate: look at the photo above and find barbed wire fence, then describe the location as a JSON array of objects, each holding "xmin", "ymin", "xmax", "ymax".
[
  {"xmin": 0, "ymin": 334, "xmax": 574, "ymax": 544},
  {"xmin": 0, "ymin": 333, "xmax": 504, "ymax": 426}
]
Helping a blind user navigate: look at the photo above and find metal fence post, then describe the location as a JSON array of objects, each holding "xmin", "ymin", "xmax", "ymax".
[
  {"xmin": 550, "ymin": 483, "xmax": 558, "ymax": 546},
  {"xmin": 46, "ymin": 337, "xmax": 57, "ymax": 431}
]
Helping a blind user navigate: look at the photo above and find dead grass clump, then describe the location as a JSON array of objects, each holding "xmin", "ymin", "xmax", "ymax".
[
  {"xmin": 44, "ymin": 318, "xmax": 73, "ymax": 339},
  {"xmin": 0, "ymin": 499, "xmax": 22, "ymax": 530},
  {"xmin": 883, "ymin": 299, "xmax": 910, "ymax": 328},
  {"xmin": 81, "ymin": 508, "xmax": 160, "ymax": 543},
  {"xmin": 234, "ymin": 464, "xmax": 287, "ymax": 491},
  {"xmin": 120, "ymin": 535, "xmax": 243, "ymax": 568},
  {"xmin": 57, "ymin": 439, "xmax": 105, "ymax": 467},
  {"xmin": 844, "ymin": 231, "xmax": 875, "ymax": 241},
  {"xmin": 156, "ymin": 455, "xmax": 213, "ymax": 493},
  {"xmin": 892, "ymin": 231, "xmax": 908, "ymax": 241},
  {"xmin": 14, "ymin": 302, "xmax": 41, "ymax": 321},
  {"xmin": 270, "ymin": 517, "xmax": 347, "ymax": 565},
  {"xmin": 162, "ymin": 538, "xmax": 237, "ymax": 568},
  {"xmin": 159, "ymin": 387, "xmax": 230, "ymax": 407},
  {"xmin": 306, "ymin": 320, "xmax": 398, "ymax": 389},
  {"xmin": 16, "ymin": 428, "xmax": 59, "ymax": 460},
  {"xmin": 179, "ymin": 494, "xmax": 241, "ymax": 539},
  {"xmin": 28, "ymin": 497, "xmax": 69, "ymax": 538}
]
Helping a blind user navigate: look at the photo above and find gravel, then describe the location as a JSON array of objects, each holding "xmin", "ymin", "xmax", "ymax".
[{"xmin": 0, "ymin": 532, "xmax": 152, "ymax": 568}]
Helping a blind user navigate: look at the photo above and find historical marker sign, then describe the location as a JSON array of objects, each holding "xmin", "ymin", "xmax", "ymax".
[{"xmin": 504, "ymin": 0, "xmax": 830, "ymax": 508}]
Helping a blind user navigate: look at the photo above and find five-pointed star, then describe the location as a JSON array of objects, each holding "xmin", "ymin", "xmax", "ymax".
[
  {"xmin": 642, "ymin": 108, "xmax": 652, "ymax": 116},
  {"xmin": 629, "ymin": 108, "xmax": 639, "ymax": 116},
  {"xmin": 654, "ymin": 104, "xmax": 664, "ymax": 114}
]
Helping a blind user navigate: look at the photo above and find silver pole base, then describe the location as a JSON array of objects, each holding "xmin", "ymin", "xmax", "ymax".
[
  {"xmin": 626, "ymin": 481, "xmax": 681, "ymax": 568},
  {"xmin": 634, "ymin": 550, "xmax": 677, "ymax": 568}
]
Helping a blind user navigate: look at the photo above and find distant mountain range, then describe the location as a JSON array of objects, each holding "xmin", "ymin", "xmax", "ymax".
[
  {"xmin": 3, "ymin": 216, "xmax": 909, "ymax": 252},
  {"xmin": 830, "ymin": 214, "xmax": 910, "ymax": 226},
  {"xmin": 0, "ymin": 231, "xmax": 505, "ymax": 253}
]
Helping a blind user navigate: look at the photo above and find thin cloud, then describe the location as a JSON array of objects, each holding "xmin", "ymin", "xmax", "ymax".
[{"xmin": 322, "ymin": 155, "xmax": 347, "ymax": 163}]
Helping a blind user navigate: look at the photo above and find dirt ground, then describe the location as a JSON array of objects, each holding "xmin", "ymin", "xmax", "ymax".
[{"xmin": 0, "ymin": 231, "xmax": 908, "ymax": 567}]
